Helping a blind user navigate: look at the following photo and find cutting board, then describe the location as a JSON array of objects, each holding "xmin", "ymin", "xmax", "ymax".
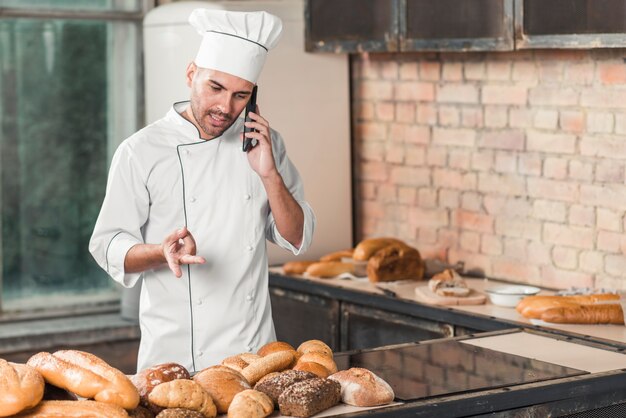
[{"xmin": 415, "ymin": 285, "xmax": 486, "ymax": 306}]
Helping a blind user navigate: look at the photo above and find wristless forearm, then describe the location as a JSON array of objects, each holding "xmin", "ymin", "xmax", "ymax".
[{"xmin": 124, "ymin": 243, "xmax": 166, "ymax": 273}]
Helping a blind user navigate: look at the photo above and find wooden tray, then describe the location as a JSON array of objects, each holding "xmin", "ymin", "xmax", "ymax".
[{"xmin": 415, "ymin": 285, "xmax": 486, "ymax": 306}]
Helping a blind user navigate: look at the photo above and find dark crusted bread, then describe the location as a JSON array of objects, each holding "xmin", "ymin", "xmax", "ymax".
[
  {"xmin": 155, "ymin": 408, "xmax": 204, "ymax": 418},
  {"xmin": 128, "ymin": 406, "xmax": 155, "ymax": 418},
  {"xmin": 366, "ymin": 243, "xmax": 424, "ymax": 282},
  {"xmin": 131, "ymin": 363, "xmax": 190, "ymax": 414},
  {"xmin": 254, "ymin": 370, "xmax": 317, "ymax": 405},
  {"xmin": 278, "ymin": 377, "xmax": 341, "ymax": 418}
]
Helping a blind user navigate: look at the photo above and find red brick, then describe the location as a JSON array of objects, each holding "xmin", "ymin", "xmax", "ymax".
[
  {"xmin": 487, "ymin": 61, "xmax": 511, "ymax": 81},
  {"xmin": 427, "ymin": 147, "xmax": 447, "ymax": 167},
  {"xmin": 478, "ymin": 173, "xmax": 526, "ymax": 196},
  {"xmin": 380, "ymin": 61, "xmax": 399, "ymax": 80},
  {"xmin": 616, "ymin": 113, "xmax": 626, "ymax": 135},
  {"xmin": 460, "ymin": 231, "xmax": 481, "ymax": 251},
  {"xmin": 597, "ymin": 231, "xmax": 623, "ymax": 253},
  {"xmin": 580, "ymin": 184, "xmax": 626, "ymax": 211},
  {"xmin": 438, "ymin": 106, "xmax": 460, "ymax": 126},
  {"xmin": 464, "ymin": 61, "xmax": 486, "ymax": 80},
  {"xmin": 510, "ymin": 108, "xmax": 533, "ymax": 128},
  {"xmin": 528, "ymin": 241, "xmax": 552, "ymax": 265},
  {"xmin": 389, "ymin": 123, "xmax": 406, "ymax": 143},
  {"xmin": 565, "ymin": 62, "xmax": 594, "ymax": 85},
  {"xmin": 534, "ymin": 110, "xmax": 559, "ymax": 130},
  {"xmin": 569, "ymin": 160, "xmax": 593, "ymax": 181},
  {"xmin": 418, "ymin": 188, "xmax": 437, "ymax": 208},
  {"xmin": 355, "ymin": 101, "xmax": 375, "ymax": 121},
  {"xmin": 543, "ymin": 157, "xmax": 568, "ymax": 179},
  {"xmin": 512, "ymin": 61, "xmax": 537, "ymax": 82},
  {"xmin": 461, "ymin": 107, "xmax": 483, "ymax": 128},
  {"xmin": 606, "ymin": 255, "xmax": 626, "ymax": 278},
  {"xmin": 484, "ymin": 106, "xmax": 508, "ymax": 128},
  {"xmin": 598, "ymin": 62, "xmax": 626, "ymax": 85},
  {"xmin": 481, "ymin": 234, "xmax": 503, "ymax": 255},
  {"xmin": 359, "ymin": 141, "xmax": 385, "ymax": 162},
  {"xmin": 442, "ymin": 62, "xmax": 463, "ymax": 81},
  {"xmin": 453, "ymin": 209, "xmax": 494, "ymax": 233},
  {"xmin": 482, "ymin": 85, "xmax": 527, "ymax": 105},
  {"xmin": 581, "ymin": 88, "xmax": 626, "ymax": 108},
  {"xmin": 375, "ymin": 102, "xmax": 395, "ymax": 122},
  {"xmin": 433, "ymin": 127, "xmax": 476, "ymax": 147},
  {"xmin": 437, "ymin": 84, "xmax": 479, "ymax": 103},
  {"xmin": 543, "ymin": 222, "xmax": 594, "ymax": 249},
  {"xmin": 492, "ymin": 259, "xmax": 541, "ymax": 283},
  {"xmin": 405, "ymin": 145, "xmax": 426, "ymax": 166},
  {"xmin": 580, "ymin": 136, "xmax": 626, "ymax": 159},
  {"xmin": 395, "ymin": 82, "xmax": 435, "ymax": 101},
  {"xmin": 356, "ymin": 121, "xmax": 387, "ymax": 141},
  {"xmin": 389, "ymin": 166, "xmax": 430, "ymax": 186},
  {"xmin": 503, "ymin": 197, "xmax": 532, "ymax": 217},
  {"xmin": 358, "ymin": 58, "xmax": 381, "ymax": 79},
  {"xmin": 438, "ymin": 228, "xmax": 460, "ymax": 248},
  {"xmin": 418, "ymin": 227, "xmax": 438, "ymax": 244},
  {"xmin": 461, "ymin": 192, "xmax": 482, "ymax": 211},
  {"xmin": 406, "ymin": 125, "xmax": 431, "ymax": 145},
  {"xmin": 527, "ymin": 177, "xmax": 579, "ymax": 202},
  {"xmin": 579, "ymin": 251, "xmax": 604, "ymax": 274},
  {"xmin": 538, "ymin": 60, "xmax": 565, "ymax": 83},
  {"xmin": 449, "ymin": 248, "xmax": 492, "ymax": 276},
  {"xmin": 552, "ymin": 246, "xmax": 579, "ymax": 269},
  {"xmin": 399, "ymin": 62, "xmax": 419, "ymax": 80},
  {"xmin": 439, "ymin": 189, "xmax": 460, "ymax": 208},
  {"xmin": 533, "ymin": 200, "xmax": 566, "ymax": 222},
  {"xmin": 587, "ymin": 112, "xmax": 614, "ymax": 134},
  {"xmin": 504, "ymin": 237, "xmax": 527, "ymax": 260},
  {"xmin": 541, "ymin": 266, "xmax": 594, "ymax": 289},
  {"xmin": 495, "ymin": 217, "xmax": 542, "ymax": 240},
  {"xmin": 359, "ymin": 161, "xmax": 388, "ymax": 181},
  {"xmin": 358, "ymin": 80, "xmax": 393, "ymax": 100},
  {"xmin": 560, "ymin": 110, "xmax": 586, "ymax": 134},
  {"xmin": 419, "ymin": 61, "xmax": 441, "ymax": 81},
  {"xmin": 478, "ymin": 131, "xmax": 524, "ymax": 151},
  {"xmin": 494, "ymin": 151, "xmax": 517, "ymax": 174},
  {"xmin": 378, "ymin": 184, "xmax": 397, "ymax": 202},
  {"xmin": 527, "ymin": 131, "xmax": 576, "ymax": 154},
  {"xmin": 597, "ymin": 208, "xmax": 621, "ymax": 232},
  {"xmin": 449, "ymin": 150, "xmax": 471, "ymax": 170},
  {"xmin": 396, "ymin": 102, "xmax": 416, "ymax": 123},
  {"xmin": 595, "ymin": 275, "xmax": 626, "ymax": 291},
  {"xmin": 529, "ymin": 87, "xmax": 578, "ymax": 106},
  {"xmin": 417, "ymin": 104, "xmax": 438, "ymax": 125},
  {"xmin": 359, "ymin": 182, "xmax": 377, "ymax": 200},
  {"xmin": 471, "ymin": 150, "xmax": 494, "ymax": 172},
  {"xmin": 385, "ymin": 143, "xmax": 405, "ymax": 164},
  {"xmin": 596, "ymin": 160, "xmax": 624, "ymax": 183},
  {"xmin": 518, "ymin": 154, "xmax": 542, "ymax": 176},
  {"xmin": 409, "ymin": 208, "xmax": 449, "ymax": 228},
  {"xmin": 361, "ymin": 200, "xmax": 385, "ymax": 219},
  {"xmin": 398, "ymin": 186, "xmax": 416, "ymax": 205},
  {"xmin": 433, "ymin": 169, "xmax": 477, "ymax": 190},
  {"xmin": 483, "ymin": 196, "xmax": 506, "ymax": 214}
]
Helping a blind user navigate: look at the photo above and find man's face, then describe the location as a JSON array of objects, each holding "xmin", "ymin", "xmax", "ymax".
[{"xmin": 186, "ymin": 64, "xmax": 254, "ymax": 139}]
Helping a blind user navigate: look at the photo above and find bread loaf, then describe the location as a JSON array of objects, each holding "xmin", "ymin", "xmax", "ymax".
[
  {"xmin": 227, "ymin": 389, "xmax": 274, "ymax": 418},
  {"xmin": 305, "ymin": 261, "xmax": 355, "ymax": 278},
  {"xmin": 193, "ymin": 366, "xmax": 250, "ymax": 414},
  {"xmin": 353, "ymin": 237, "xmax": 407, "ymax": 261},
  {"xmin": 242, "ymin": 350, "xmax": 294, "ymax": 385},
  {"xmin": 27, "ymin": 350, "xmax": 139, "ymax": 409},
  {"xmin": 541, "ymin": 304, "xmax": 625, "ymax": 324},
  {"xmin": 0, "ymin": 360, "xmax": 44, "ymax": 417},
  {"xmin": 517, "ymin": 294, "xmax": 621, "ymax": 319},
  {"xmin": 149, "ymin": 379, "xmax": 216, "ymax": 418},
  {"xmin": 283, "ymin": 261, "xmax": 316, "ymax": 275},
  {"xmin": 320, "ymin": 249, "xmax": 354, "ymax": 262},
  {"xmin": 131, "ymin": 363, "xmax": 190, "ymax": 414},
  {"xmin": 278, "ymin": 377, "xmax": 341, "ymax": 418},
  {"xmin": 257, "ymin": 341, "xmax": 296, "ymax": 357},
  {"xmin": 14, "ymin": 400, "xmax": 129, "ymax": 418},
  {"xmin": 253, "ymin": 370, "xmax": 317, "ymax": 404},
  {"xmin": 292, "ymin": 361, "xmax": 331, "ymax": 378},
  {"xmin": 222, "ymin": 353, "xmax": 261, "ymax": 373},
  {"xmin": 296, "ymin": 340, "xmax": 333, "ymax": 359},
  {"xmin": 328, "ymin": 368, "xmax": 394, "ymax": 407},
  {"xmin": 296, "ymin": 352, "xmax": 337, "ymax": 374},
  {"xmin": 367, "ymin": 244, "xmax": 425, "ymax": 282},
  {"xmin": 155, "ymin": 409, "xmax": 204, "ymax": 418}
]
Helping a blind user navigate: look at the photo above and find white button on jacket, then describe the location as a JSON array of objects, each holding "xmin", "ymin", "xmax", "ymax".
[{"xmin": 89, "ymin": 102, "xmax": 315, "ymax": 373}]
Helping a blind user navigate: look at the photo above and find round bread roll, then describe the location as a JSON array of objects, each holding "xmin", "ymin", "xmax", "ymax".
[
  {"xmin": 292, "ymin": 361, "xmax": 331, "ymax": 378},
  {"xmin": 297, "ymin": 352, "xmax": 337, "ymax": 374},
  {"xmin": 296, "ymin": 340, "xmax": 333, "ymax": 358},
  {"xmin": 149, "ymin": 379, "xmax": 216, "ymax": 418},
  {"xmin": 131, "ymin": 363, "xmax": 190, "ymax": 414},
  {"xmin": 227, "ymin": 389, "xmax": 273, "ymax": 418},
  {"xmin": 13, "ymin": 400, "xmax": 129, "ymax": 418},
  {"xmin": 193, "ymin": 366, "xmax": 250, "ymax": 414},
  {"xmin": 0, "ymin": 360, "xmax": 44, "ymax": 417},
  {"xmin": 305, "ymin": 261, "xmax": 355, "ymax": 278},
  {"xmin": 320, "ymin": 249, "xmax": 354, "ymax": 262},
  {"xmin": 257, "ymin": 341, "xmax": 297, "ymax": 367},
  {"xmin": 328, "ymin": 368, "xmax": 394, "ymax": 407},
  {"xmin": 283, "ymin": 261, "xmax": 316, "ymax": 275},
  {"xmin": 353, "ymin": 237, "xmax": 407, "ymax": 261},
  {"xmin": 27, "ymin": 350, "xmax": 139, "ymax": 410}
]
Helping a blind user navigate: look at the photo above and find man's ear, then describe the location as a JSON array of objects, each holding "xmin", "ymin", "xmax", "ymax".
[{"xmin": 185, "ymin": 62, "xmax": 196, "ymax": 88}]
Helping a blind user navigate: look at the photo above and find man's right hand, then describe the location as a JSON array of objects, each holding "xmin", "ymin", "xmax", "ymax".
[{"xmin": 162, "ymin": 226, "xmax": 206, "ymax": 278}]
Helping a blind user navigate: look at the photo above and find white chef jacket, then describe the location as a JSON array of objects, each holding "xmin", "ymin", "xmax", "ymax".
[{"xmin": 89, "ymin": 101, "xmax": 315, "ymax": 373}]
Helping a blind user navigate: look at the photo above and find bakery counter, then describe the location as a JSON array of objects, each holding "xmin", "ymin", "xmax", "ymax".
[{"xmin": 268, "ymin": 268, "xmax": 626, "ymax": 351}]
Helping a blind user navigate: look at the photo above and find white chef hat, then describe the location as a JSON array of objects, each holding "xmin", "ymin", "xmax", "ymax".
[{"xmin": 189, "ymin": 9, "xmax": 283, "ymax": 84}]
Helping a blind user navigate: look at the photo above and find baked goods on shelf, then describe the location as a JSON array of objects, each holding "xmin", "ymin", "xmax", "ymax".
[
  {"xmin": 353, "ymin": 237, "xmax": 407, "ymax": 261},
  {"xmin": 320, "ymin": 249, "xmax": 354, "ymax": 262},
  {"xmin": 278, "ymin": 377, "xmax": 341, "ymax": 418},
  {"xmin": 254, "ymin": 370, "xmax": 317, "ymax": 404},
  {"xmin": 148, "ymin": 379, "xmax": 216, "ymax": 418},
  {"xmin": 516, "ymin": 294, "xmax": 621, "ymax": 319},
  {"xmin": 131, "ymin": 363, "xmax": 190, "ymax": 414},
  {"xmin": 428, "ymin": 269, "xmax": 469, "ymax": 297},
  {"xmin": 14, "ymin": 400, "xmax": 129, "ymax": 418},
  {"xmin": 541, "ymin": 304, "xmax": 625, "ymax": 325},
  {"xmin": 328, "ymin": 368, "xmax": 394, "ymax": 407},
  {"xmin": 367, "ymin": 243, "xmax": 425, "ymax": 282},
  {"xmin": 27, "ymin": 350, "xmax": 139, "ymax": 410},
  {"xmin": 305, "ymin": 261, "xmax": 355, "ymax": 278},
  {"xmin": 283, "ymin": 260, "xmax": 316, "ymax": 275},
  {"xmin": 193, "ymin": 366, "xmax": 250, "ymax": 414},
  {"xmin": 227, "ymin": 389, "xmax": 274, "ymax": 418},
  {"xmin": 0, "ymin": 360, "xmax": 44, "ymax": 417}
]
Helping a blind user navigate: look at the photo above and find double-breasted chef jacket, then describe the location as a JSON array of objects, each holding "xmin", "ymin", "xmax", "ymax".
[{"xmin": 89, "ymin": 101, "xmax": 315, "ymax": 373}]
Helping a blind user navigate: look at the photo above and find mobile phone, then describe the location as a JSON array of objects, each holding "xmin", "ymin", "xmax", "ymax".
[{"xmin": 242, "ymin": 85, "xmax": 258, "ymax": 152}]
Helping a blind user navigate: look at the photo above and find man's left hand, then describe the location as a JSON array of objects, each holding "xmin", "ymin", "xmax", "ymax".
[{"xmin": 243, "ymin": 107, "xmax": 278, "ymax": 179}]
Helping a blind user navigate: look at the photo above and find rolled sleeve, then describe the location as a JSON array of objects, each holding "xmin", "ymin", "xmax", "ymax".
[
  {"xmin": 268, "ymin": 200, "xmax": 315, "ymax": 255},
  {"xmin": 104, "ymin": 232, "xmax": 143, "ymax": 288}
]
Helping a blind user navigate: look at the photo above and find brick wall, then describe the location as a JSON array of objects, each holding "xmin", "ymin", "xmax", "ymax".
[{"xmin": 352, "ymin": 50, "xmax": 626, "ymax": 290}]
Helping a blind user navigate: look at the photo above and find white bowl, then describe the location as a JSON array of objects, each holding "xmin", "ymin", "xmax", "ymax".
[{"xmin": 485, "ymin": 285, "xmax": 541, "ymax": 307}]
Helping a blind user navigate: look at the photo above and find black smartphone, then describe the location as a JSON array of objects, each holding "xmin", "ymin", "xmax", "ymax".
[{"xmin": 242, "ymin": 85, "xmax": 258, "ymax": 152}]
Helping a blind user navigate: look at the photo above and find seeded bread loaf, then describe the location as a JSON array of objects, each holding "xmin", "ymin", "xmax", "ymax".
[
  {"xmin": 254, "ymin": 370, "xmax": 317, "ymax": 404},
  {"xmin": 278, "ymin": 377, "xmax": 341, "ymax": 418}
]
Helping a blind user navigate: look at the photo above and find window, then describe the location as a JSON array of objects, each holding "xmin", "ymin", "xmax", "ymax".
[{"xmin": 0, "ymin": 1, "xmax": 146, "ymax": 312}]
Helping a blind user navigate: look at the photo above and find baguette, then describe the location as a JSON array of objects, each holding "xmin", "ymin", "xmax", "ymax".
[
  {"xmin": 14, "ymin": 400, "xmax": 128, "ymax": 418},
  {"xmin": 0, "ymin": 360, "xmax": 44, "ymax": 417},
  {"xmin": 353, "ymin": 238, "xmax": 407, "ymax": 261},
  {"xmin": 541, "ymin": 304, "xmax": 625, "ymax": 325},
  {"xmin": 283, "ymin": 261, "xmax": 316, "ymax": 275},
  {"xmin": 305, "ymin": 261, "xmax": 355, "ymax": 278},
  {"xmin": 517, "ymin": 294, "xmax": 621, "ymax": 319},
  {"xmin": 242, "ymin": 351, "xmax": 295, "ymax": 385},
  {"xmin": 320, "ymin": 249, "xmax": 354, "ymax": 262}
]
